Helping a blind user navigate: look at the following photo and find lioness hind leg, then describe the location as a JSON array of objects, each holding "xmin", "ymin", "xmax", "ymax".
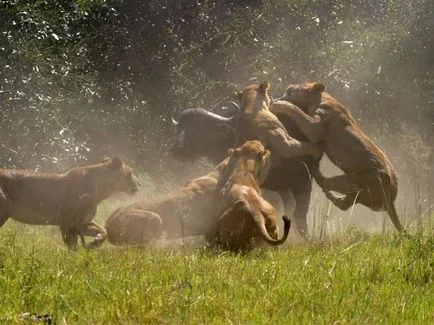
[
  {"xmin": 78, "ymin": 221, "xmax": 107, "ymax": 250},
  {"xmin": 319, "ymin": 174, "xmax": 360, "ymax": 195},
  {"xmin": 325, "ymin": 191, "xmax": 358, "ymax": 211},
  {"xmin": 323, "ymin": 172, "xmax": 407, "ymax": 235},
  {"xmin": 312, "ymin": 165, "xmax": 360, "ymax": 211},
  {"xmin": 357, "ymin": 173, "xmax": 407, "ymax": 235}
]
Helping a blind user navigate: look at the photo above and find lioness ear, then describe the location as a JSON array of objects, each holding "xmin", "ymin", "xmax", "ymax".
[
  {"xmin": 312, "ymin": 82, "xmax": 325, "ymax": 92},
  {"xmin": 228, "ymin": 148, "xmax": 240, "ymax": 157},
  {"xmin": 259, "ymin": 81, "xmax": 271, "ymax": 94},
  {"xmin": 259, "ymin": 150, "xmax": 271, "ymax": 160},
  {"xmin": 109, "ymin": 156, "xmax": 123, "ymax": 169}
]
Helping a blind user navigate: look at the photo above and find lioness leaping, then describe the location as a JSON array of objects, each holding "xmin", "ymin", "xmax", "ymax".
[
  {"xmin": 212, "ymin": 140, "xmax": 291, "ymax": 251},
  {"xmin": 0, "ymin": 157, "xmax": 140, "ymax": 249},
  {"xmin": 271, "ymin": 81, "xmax": 406, "ymax": 234}
]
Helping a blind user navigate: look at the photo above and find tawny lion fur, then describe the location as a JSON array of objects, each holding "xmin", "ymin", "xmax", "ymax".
[
  {"xmin": 211, "ymin": 140, "xmax": 291, "ymax": 251},
  {"xmin": 233, "ymin": 81, "xmax": 321, "ymax": 160},
  {"xmin": 0, "ymin": 157, "xmax": 140, "ymax": 249},
  {"xmin": 104, "ymin": 159, "xmax": 229, "ymax": 246},
  {"xmin": 272, "ymin": 81, "xmax": 406, "ymax": 234}
]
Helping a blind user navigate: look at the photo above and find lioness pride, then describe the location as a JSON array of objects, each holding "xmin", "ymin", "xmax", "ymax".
[
  {"xmin": 212, "ymin": 140, "xmax": 291, "ymax": 251},
  {"xmin": 272, "ymin": 81, "xmax": 406, "ymax": 234},
  {"xmin": 0, "ymin": 157, "xmax": 140, "ymax": 249},
  {"xmin": 104, "ymin": 159, "xmax": 229, "ymax": 246}
]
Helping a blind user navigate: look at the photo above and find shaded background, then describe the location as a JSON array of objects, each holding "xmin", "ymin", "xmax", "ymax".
[{"xmin": 1, "ymin": 0, "xmax": 433, "ymax": 231}]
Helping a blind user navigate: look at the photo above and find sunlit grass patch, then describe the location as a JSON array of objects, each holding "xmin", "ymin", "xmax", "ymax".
[{"xmin": 0, "ymin": 221, "xmax": 432, "ymax": 324}]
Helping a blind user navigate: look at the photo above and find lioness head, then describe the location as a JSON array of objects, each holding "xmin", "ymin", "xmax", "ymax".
[
  {"xmin": 228, "ymin": 140, "xmax": 271, "ymax": 185},
  {"xmin": 278, "ymin": 82, "xmax": 325, "ymax": 114},
  {"xmin": 234, "ymin": 81, "xmax": 272, "ymax": 114},
  {"xmin": 102, "ymin": 157, "xmax": 140, "ymax": 194}
]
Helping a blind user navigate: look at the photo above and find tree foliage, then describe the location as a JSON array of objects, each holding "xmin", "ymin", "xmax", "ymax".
[{"xmin": 0, "ymin": 0, "xmax": 432, "ymax": 172}]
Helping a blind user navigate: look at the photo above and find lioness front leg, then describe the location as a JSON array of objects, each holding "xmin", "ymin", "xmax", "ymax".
[
  {"xmin": 314, "ymin": 172, "xmax": 361, "ymax": 210},
  {"xmin": 267, "ymin": 128, "xmax": 321, "ymax": 159},
  {"xmin": 311, "ymin": 161, "xmax": 362, "ymax": 210},
  {"xmin": 311, "ymin": 160, "xmax": 358, "ymax": 195},
  {"xmin": 78, "ymin": 221, "xmax": 107, "ymax": 249},
  {"xmin": 271, "ymin": 101, "xmax": 326, "ymax": 143}
]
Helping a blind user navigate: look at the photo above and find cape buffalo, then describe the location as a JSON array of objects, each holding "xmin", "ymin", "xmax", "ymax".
[{"xmin": 171, "ymin": 101, "xmax": 314, "ymax": 239}]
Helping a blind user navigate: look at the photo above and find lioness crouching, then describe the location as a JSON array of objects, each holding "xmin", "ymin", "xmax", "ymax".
[
  {"xmin": 213, "ymin": 140, "xmax": 291, "ymax": 251},
  {"xmin": 104, "ymin": 159, "xmax": 229, "ymax": 246},
  {"xmin": 0, "ymin": 157, "xmax": 140, "ymax": 249}
]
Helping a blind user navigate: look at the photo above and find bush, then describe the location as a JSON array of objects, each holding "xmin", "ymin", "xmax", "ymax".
[{"xmin": 0, "ymin": 0, "xmax": 432, "ymax": 176}]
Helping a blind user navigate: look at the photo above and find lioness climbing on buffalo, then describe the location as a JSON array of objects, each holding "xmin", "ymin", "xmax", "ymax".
[
  {"xmin": 233, "ymin": 81, "xmax": 321, "ymax": 159},
  {"xmin": 104, "ymin": 158, "xmax": 230, "ymax": 246},
  {"xmin": 211, "ymin": 140, "xmax": 291, "ymax": 251},
  {"xmin": 271, "ymin": 81, "xmax": 406, "ymax": 234},
  {"xmin": 171, "ymin": 99, "xmax": 316, "ymax": 240},
  {"xmin": 0, "ymin": 157, "xmax": 140, "ymax": 249}
]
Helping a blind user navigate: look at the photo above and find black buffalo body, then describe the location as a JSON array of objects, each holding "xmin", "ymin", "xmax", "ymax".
[{"xmin": 171, "ymin": 102, "xmax": 314, "ymax": 239}]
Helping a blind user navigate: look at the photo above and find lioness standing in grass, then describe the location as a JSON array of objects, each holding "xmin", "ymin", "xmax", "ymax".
[
  {"xmin": 0, "ymin": 157, "xmax": 140, "ymax": 249},
  {"xmin": 211, "ymin": 140, "xmax": 291, "ymax": 251},
  {"xmin": 272, "ymin": 81, "xmax": 406, "ymax": 234}
]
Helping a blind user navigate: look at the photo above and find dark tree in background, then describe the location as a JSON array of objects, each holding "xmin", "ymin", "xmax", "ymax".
[{"xmin": 0, "ymin": 0, "xmax": 432, "ymax": 185}]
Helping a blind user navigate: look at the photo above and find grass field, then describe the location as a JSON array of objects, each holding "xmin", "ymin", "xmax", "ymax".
[{"xmin": 0, "ymin": 213, "xmax": 432, "ymax": 324}]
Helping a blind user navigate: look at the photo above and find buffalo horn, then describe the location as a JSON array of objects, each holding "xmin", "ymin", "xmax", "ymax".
[
  {"xmin": 228, "ymin": 101, "xmax": 240, "ymax": 112},
  {"xmin": 171, "ymin": 110, "xmax": 179, "ymax": 126}
]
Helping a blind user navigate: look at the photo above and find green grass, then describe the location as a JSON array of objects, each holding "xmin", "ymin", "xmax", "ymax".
[{"xmin": 0, "ymin": 219, "xmax": 432, "ymax": 324}]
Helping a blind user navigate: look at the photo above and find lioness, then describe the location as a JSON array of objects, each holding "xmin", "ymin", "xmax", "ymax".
[
  {"xmin": 0, "ymin": 157, "xmax": 140, "ymax": 249},
  {"xmin": 104, "ymin": 159, "xmax": 229, "ymax": 246},
  {"xmin": 234, "ymin": 81, "xmax": 321, "ymax": 159},
  {"xmin": 272, "ymin": 82, "xmax": 406, "ymax": 234},
  {"xmin": 104, "ymin": 208, "xmax": 163, "ymax": 246},
  {"xmin": 213, "ymin": 140, "xmax": 291, "ymax": 251},
  {"xmin": 171, "ymin": 102, "xmax": 315, "ymax": 240}
]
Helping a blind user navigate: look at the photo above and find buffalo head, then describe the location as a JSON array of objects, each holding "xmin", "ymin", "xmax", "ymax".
[{"xmin": 170, "ymin": 102, "xmax": 240, "ymax": 163}]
